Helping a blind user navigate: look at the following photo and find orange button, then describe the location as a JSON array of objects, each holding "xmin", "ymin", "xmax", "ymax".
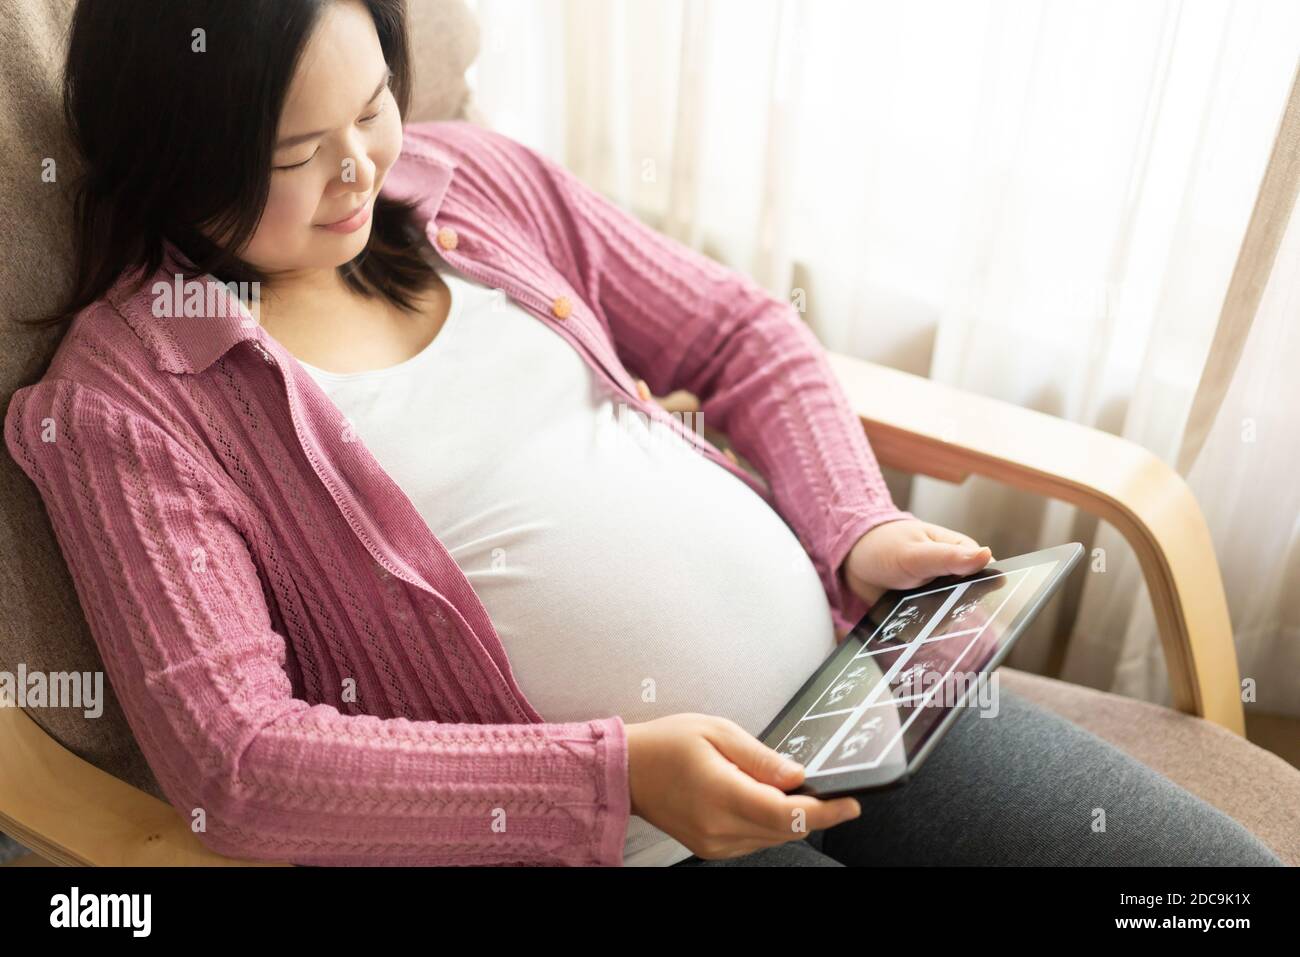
[
  {"xmin": 435, "ymin": 226, "xmax": 458, "ymax": 250},
  {"xmin": 551, "ymin": 296, "xmax": 572, "ymax": 319},
  {"xmin": 635, "ymin": 378, "xmax": 651, "ymax": 402}
]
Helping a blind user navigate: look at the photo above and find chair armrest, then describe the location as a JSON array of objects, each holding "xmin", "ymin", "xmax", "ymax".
[
  {"xmin": 0, "ymin": 704, "xmax": 286, "ymax": 867},
  {"xmin": 824, "ymin": 351, "xmax": 1245, "ymax": 735}
]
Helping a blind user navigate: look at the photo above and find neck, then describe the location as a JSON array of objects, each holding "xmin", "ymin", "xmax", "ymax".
[{"xmin": 256, "ymin": 264, "xmax": 356, "ymax": 332}]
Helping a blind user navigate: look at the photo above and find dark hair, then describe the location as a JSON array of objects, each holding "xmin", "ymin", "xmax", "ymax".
[{"xmin": 24, "ymin": 0, "xmax": 437, "ymax": 329}]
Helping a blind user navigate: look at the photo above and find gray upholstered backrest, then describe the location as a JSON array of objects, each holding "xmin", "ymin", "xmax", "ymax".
[{"xmin": 0, "ymin": 0, "xmax": 481, "ymax": 798}]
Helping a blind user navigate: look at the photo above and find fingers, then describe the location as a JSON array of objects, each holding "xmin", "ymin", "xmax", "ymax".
[
  {"xmin": 704, "ymin": 718, "xmax": 806, "ymax": 790},
  {"xmin": 704, "ymin": 721, "xmax": 862, "ymax": 842},
  {"xmin": 916, "ymin": 524, "xmax": 991, "ymax": 573},
  {"xmin": 949, "ymin": 544, "xmax": 992, "ymax": 575},
  {"xmin": 924, "ymin": 522, "xmax": 980, "ymax": 551},
  {"xmin": 901, "ymin": 538, "xmax": 988, "ymax": 577},
  {"xmin": 728, "ymin": 772, "xmax": 862, "ymax": 838}
]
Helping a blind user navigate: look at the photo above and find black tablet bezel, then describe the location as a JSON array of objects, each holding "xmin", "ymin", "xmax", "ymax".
[{"xmin": 758, "ymin": 542, "xmax": 1085, "ymax": 797}]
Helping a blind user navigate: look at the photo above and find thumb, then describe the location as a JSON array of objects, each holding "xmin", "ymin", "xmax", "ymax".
[
  {"xmin": 708, "ymin": 722, "xmax": 805, "ymax": 789},
  {"xmin": 944, "ymin": 543, "xmax": 991, "ymax": 573}
]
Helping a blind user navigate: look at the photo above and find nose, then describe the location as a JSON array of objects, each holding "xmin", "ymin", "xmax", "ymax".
[{"xmin": 333, "ymin": 134, "xmax": 378, "ymax": 196}]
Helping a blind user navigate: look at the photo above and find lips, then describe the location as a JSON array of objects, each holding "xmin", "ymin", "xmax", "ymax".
[
  {"xmin": 317, "ymin": 195, "xmax": 372, "ymax": 229},
  {"xmin": 324, "ymin": 206, "xmax": 363, "ymax": 226}
]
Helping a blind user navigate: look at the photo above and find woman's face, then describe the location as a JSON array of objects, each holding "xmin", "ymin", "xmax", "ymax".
[{"xmin": 234, "ymin": 0, "xmax": 403, "ymax": 276}]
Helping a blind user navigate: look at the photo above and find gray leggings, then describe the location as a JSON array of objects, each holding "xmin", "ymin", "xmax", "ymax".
[{"xmin": 673, "ymin": 687, "xmax": 1282, "ymax": 866}]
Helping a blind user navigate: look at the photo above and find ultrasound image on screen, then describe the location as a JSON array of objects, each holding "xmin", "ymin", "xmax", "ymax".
[{"xmin": 769, "ymin": 560, "xmax": 1058, "ymax": 777}]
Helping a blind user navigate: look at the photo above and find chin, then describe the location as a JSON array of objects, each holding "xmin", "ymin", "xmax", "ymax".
[{"xmin": 318, "ymin": 227, "xmax": 371, "ymax": 259}]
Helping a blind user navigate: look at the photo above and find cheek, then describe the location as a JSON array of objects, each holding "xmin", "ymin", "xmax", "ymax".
[
  {"xmin": 242, "ymin": 182, "xmax": 318, "ymax": 263},
  {"xmin": 259, "ymin": 183, "xmax": 317, "ymax": 234},
  {"xmin": 236, "ymin": 181, "xmax": 318, "ymax": 268},
  {"xmin": 370, "ymin": 110, "xmax": 404, "ymax": 181}
]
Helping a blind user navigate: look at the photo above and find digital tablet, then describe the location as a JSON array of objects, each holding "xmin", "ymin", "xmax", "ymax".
[{"xmin": 759, "ymin": 542, "xmax": 1085, "ymax": 796}]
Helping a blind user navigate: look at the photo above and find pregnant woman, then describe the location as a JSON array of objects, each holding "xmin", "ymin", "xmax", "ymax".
[{"xmin": 6, "ymin": 0, "xmax": 1279, "ymax": 867}]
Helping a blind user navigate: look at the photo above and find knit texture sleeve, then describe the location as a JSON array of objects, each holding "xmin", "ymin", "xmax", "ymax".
[
  {"xmin": 3, "ymin": 378, "xmax": 629, "ymax": 866},
  {"xmin": 477, "ymin": 125, "xmax": 916, "ymax": 634}
]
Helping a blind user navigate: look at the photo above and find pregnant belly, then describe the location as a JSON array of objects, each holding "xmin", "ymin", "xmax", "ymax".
[{"xmin": 447, "ymin": 428, "xmax": 838, "ymax": 737}]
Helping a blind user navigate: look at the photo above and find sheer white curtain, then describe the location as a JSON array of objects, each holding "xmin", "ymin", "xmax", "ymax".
[{"xmin": 464, "ymin": 0, "xmax": 1300, "ymax": 716}]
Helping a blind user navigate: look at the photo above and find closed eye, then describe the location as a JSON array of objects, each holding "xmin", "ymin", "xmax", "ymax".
[
  {"xmin": 275, "ymin": 148, "xmax": 319, "ymax": 172},
  {"xmin": 359, "ymin": 96, "xmax": 386, "ymax": 125}
]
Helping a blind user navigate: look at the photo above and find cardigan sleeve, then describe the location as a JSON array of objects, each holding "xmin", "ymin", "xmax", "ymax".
[
  {"xmin": 471, "ymin": 123, "xmax": 916, "ymax": 634},
  {"xmin": 3, "ymin": 377, "xmax": 630, "ymax": 866}
]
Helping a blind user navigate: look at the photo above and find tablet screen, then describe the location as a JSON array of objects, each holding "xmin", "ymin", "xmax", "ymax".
[{"xmin": 760, "ymin": 553, "xmax": 1071, "ymax": 793}]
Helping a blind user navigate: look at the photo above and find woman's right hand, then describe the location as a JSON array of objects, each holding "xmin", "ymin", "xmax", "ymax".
[{"xmin": 624, "ymin": 713, "xmax": 862, "ymax": 861}]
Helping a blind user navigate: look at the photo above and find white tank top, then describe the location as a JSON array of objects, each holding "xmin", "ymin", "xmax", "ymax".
[{"xmin": 296, "ymin": 260, "xmax": 837, "ymax": 866}]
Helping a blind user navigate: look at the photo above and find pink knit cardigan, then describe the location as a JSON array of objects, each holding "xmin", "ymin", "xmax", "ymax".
[{"xmin": 4, "ymin": 120, "xmax": 914, "ymax": 865}]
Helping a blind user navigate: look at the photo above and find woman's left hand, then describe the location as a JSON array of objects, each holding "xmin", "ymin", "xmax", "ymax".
[{"xmin": 840, "ymin": 519, "xmax": 993, "ymax": 609}]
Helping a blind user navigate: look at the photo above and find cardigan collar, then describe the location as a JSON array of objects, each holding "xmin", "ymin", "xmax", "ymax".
[{"xmin": 108, "ymin": 134, "xmax": 458, "ymax": 376}]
